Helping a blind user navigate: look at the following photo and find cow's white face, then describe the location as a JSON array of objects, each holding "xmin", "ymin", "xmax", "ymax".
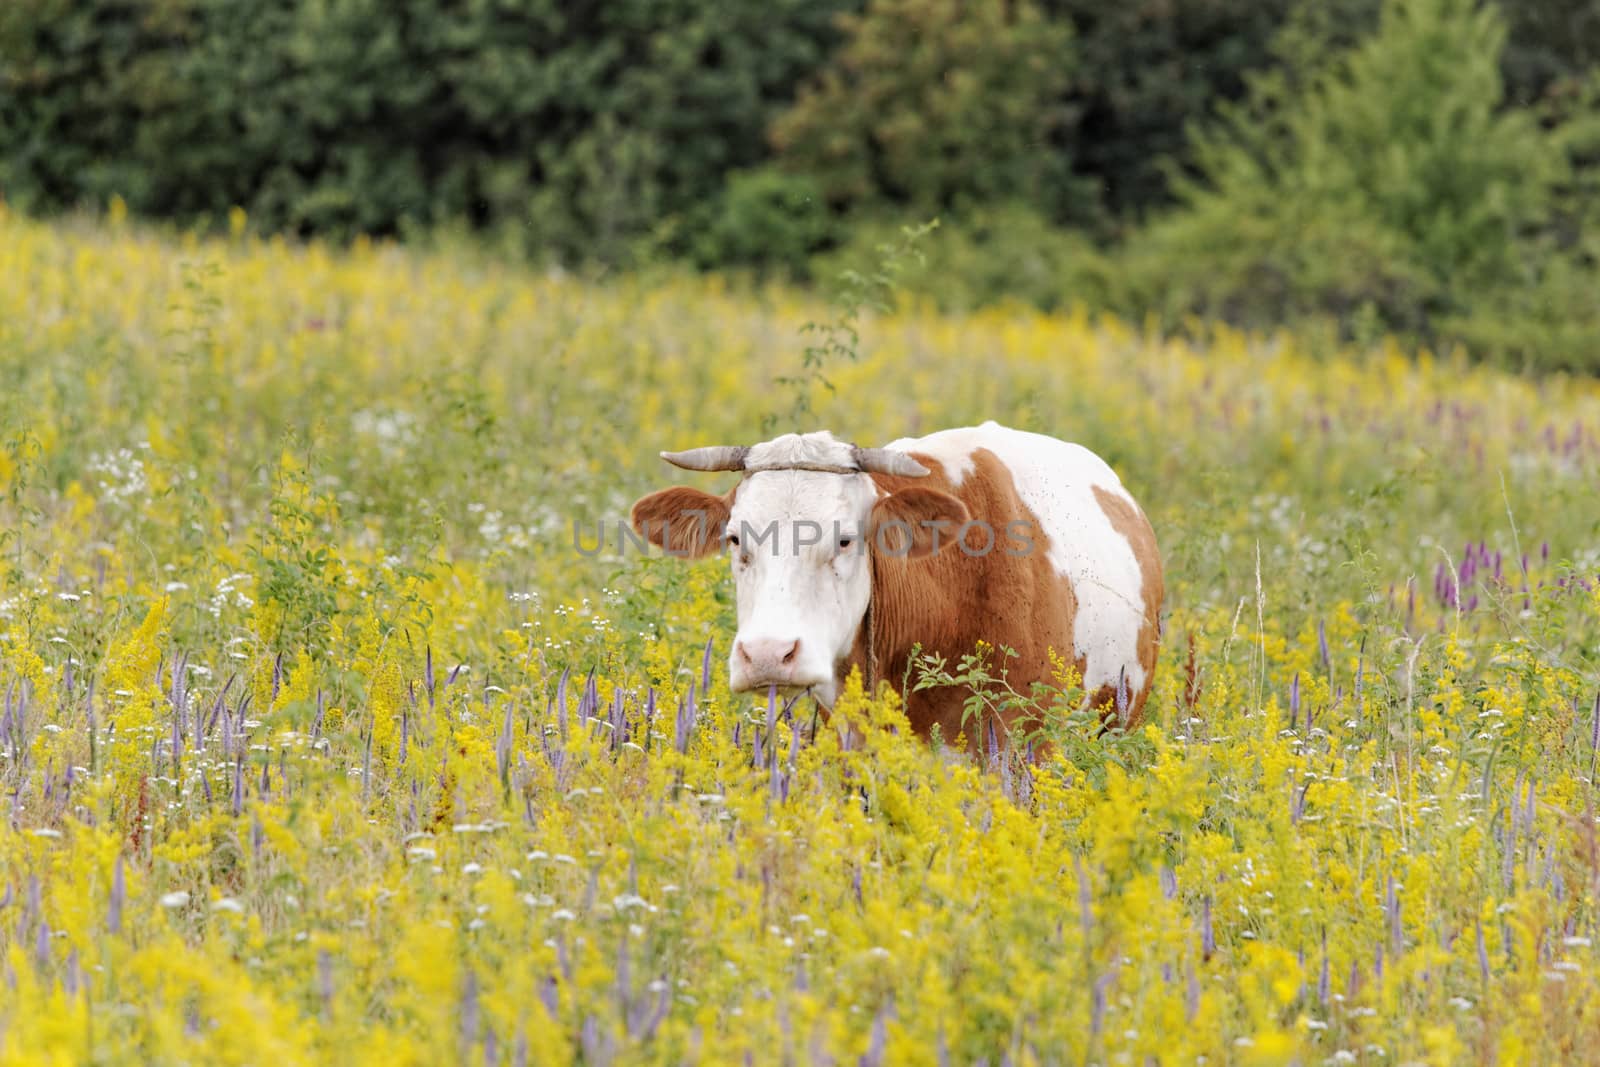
[
  {"xmin": 632, "ymin": 431, "xmax": 968, "ymax": 707},
  {"xmin": 723, "ymin": 468, "xmax": 879, "ymax": 705}
]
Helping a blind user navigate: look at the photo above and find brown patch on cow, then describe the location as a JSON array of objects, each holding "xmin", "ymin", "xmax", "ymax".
[
  {"xmin": 868, "ymin": 486, "xmax": 970, "ymax": 558},
  {"xmin": 630, "ymin": 486, "xmax": 733, "ymax": 558},
  {"xmin": 840, "ymin": 450, "xmax": 1080, "ymax": 754},
  {"xmin": 837, "ymin": 450, "xmax": 1164, "ymax": 752}
]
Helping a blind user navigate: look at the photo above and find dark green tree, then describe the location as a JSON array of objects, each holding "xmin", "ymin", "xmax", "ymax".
[
  {"xmin": 771, "ymin": 0, "xmax": 1079, "ymax": 220},
  {"xmin": 1043, "ymin": 0, "xmax": 1377, "ymax": 224},
  {"xmin": 1500, "ymin": 0, "xmax": 1600, "ymax": 106},
  {"xmin": 0, "ymin": 0, "xmax": 854, "ymax": 262},
  {"xmin": 1121, "ymin": 0, "xmax": 1571, "ymax": 346}
]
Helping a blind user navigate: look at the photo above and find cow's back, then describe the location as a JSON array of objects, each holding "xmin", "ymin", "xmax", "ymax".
[{"xmin": 854, "ymin": 422, "xmax": 1162, "ymax": 745}]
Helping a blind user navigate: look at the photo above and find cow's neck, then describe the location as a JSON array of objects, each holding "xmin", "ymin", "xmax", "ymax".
[{"xmin": 837, "ymin": 540, "xmax": 976, "ymax": 741}]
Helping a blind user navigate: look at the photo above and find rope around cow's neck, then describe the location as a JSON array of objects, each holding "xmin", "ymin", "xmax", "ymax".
[
  {"xmin": 864, "ymin": 543, "xmax": 878, "ymax": 695},
  {"xmin": 743, "ymin": 461, "xmax": 866, "ymax": 475}
]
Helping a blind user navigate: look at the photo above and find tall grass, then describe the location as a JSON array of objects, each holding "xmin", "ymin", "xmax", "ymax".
[{"xmin": 0, "ymin": 208, "xmax": 1596, "ymax": 1063}]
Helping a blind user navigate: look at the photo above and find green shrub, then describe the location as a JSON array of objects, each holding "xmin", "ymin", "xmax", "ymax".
[
  {"xmin": 1118, "ymin": 0, "xmax": 1576, "ymax": 356},
  {"xmin": 771, "ymin": 0, "xmax": 1080, "ymax": 221},
  {"xmin": 690, "ymin": 167, "xmax": 835, "ymax": 278},
  {"xmin": 811, "ymin": 205, "xmax": 1112, "ymax": 313},
  {"xmin": 1446, "ymin": 74, "xmax": 1600, "ymax": 373}
]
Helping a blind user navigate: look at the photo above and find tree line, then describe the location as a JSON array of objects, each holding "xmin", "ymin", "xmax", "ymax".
[{"xmin": 2, "ymin": 0, "xmax": 1596, "ymax": 369}]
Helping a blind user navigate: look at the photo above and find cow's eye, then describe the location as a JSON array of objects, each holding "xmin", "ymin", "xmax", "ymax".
[
  {"xmin": 726, "ymin": 533, "xmax": 740, "ymax": 548},
  {"xmin": 837, "ymin": 537, "xmax": 853, "ymax": 551}
]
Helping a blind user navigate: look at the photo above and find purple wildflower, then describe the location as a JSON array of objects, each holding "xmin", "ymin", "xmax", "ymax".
[
  {"xmin": 318, "ymin": 950, "xmax": 334, "ymax": 1018},
  {"xmin": 109, "ymin": 855, "xmax": 124, "ymax": 936},
  {"xmin": 459, "ymin": 969, "xmax": 480, "ymax": 1050}
]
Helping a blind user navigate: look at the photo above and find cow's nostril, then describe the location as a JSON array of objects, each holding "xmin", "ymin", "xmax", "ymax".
[
  {"xmin": 782, "ymin": 640, "xmax": 799, "ymax": 665},
  {"xmin": 735, "ymin": 641, "xmax": 752, "ymax": 664}
]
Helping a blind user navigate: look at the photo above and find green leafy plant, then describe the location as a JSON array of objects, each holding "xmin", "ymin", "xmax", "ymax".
[
  {"xmin": 1119, "ymin": 0, "xmax": 1574, "ymax": 356},
  {"xmin": 764, "ymin": 219, "xmax": 937, "ymax": 432},
  {"xmin": 909, "ymin": 641, "xmax": 1155, "ymax": 788},
  {"xmin": 772, "ymin": 0, "xmax": 1077, "ymax": 219}
]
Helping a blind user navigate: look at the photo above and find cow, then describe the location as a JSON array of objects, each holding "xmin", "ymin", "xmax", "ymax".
[{"xmin": 630, "ymin": 422, "xmax": 1163, "ymax": 748}]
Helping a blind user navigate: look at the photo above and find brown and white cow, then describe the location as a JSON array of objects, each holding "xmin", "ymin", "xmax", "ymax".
[{"xmin": 630, "ymin": 422, "xmax": 1163, "ymax": 745}]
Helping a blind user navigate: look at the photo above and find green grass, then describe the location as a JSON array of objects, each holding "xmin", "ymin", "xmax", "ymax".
[{"xmin": 0, "ymin": 210, "xmax": 1596, "ymax": 1063}]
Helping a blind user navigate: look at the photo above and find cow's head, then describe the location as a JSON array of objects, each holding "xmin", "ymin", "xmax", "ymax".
[{"xmin": 631, "ymin": 432, "xmax": 968, "ymax": 705}]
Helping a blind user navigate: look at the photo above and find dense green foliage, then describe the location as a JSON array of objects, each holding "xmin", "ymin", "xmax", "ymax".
[
  {"xmin": 2, "ymin": 0, "xmax": 1597, "ymax": 367},
  {"xmin": 1043, "ymin": 0, "xmax": 1375, "ymax": 223},
  {"xmin": 1501, "ymin": 0, "xmax": 1600, "ymax": 105},
  {"xmin": 0, "ymin": 0, "xmax": 850, "ymax": 262},
  {"xmin": 1122, "ymin": 0, "xmax": 1575, "ymax": 350},
  {"xmin": 770, "ymin": 0, "xmax": 1077, "ymax": 220}
]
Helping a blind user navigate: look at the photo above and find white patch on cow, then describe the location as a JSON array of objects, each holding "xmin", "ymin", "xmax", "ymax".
[
  {"xmin": 886, "ymin": 424, "xmax": 987, "ymax": 486},
  {"xmin": 888, "ymin": 422, "xmax": 1148, "ymax": 696},
  {"xmin": 724, "ymin": 433, "xmax": 879, "ymax": 705},
  {"xmin": 744, "ymin": 433, "xmax": 858, "ymax": 473}
]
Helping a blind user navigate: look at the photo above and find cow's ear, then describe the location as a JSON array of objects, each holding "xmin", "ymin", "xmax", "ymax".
[
  {"xmin": 868, "ymin": 488, "xmax": 971, "ymax": 559},
  {"xmin": 631, "ymin": 487, "xmax": 732, "ymax": 558}
]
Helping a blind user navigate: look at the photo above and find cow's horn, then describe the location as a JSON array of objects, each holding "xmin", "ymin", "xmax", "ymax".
[
  {"xmin": 851, "ymin": 446, "xmax": 929, "ymax": 477},
  {"xmin": 660, "ymin": 445, "xmax": 749, "ymax": 472}
]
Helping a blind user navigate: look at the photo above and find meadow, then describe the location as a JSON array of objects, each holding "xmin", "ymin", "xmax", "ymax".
[{"xmin": 0, "ymin": 205, "xmax": 1598, "ymax": 1065}]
